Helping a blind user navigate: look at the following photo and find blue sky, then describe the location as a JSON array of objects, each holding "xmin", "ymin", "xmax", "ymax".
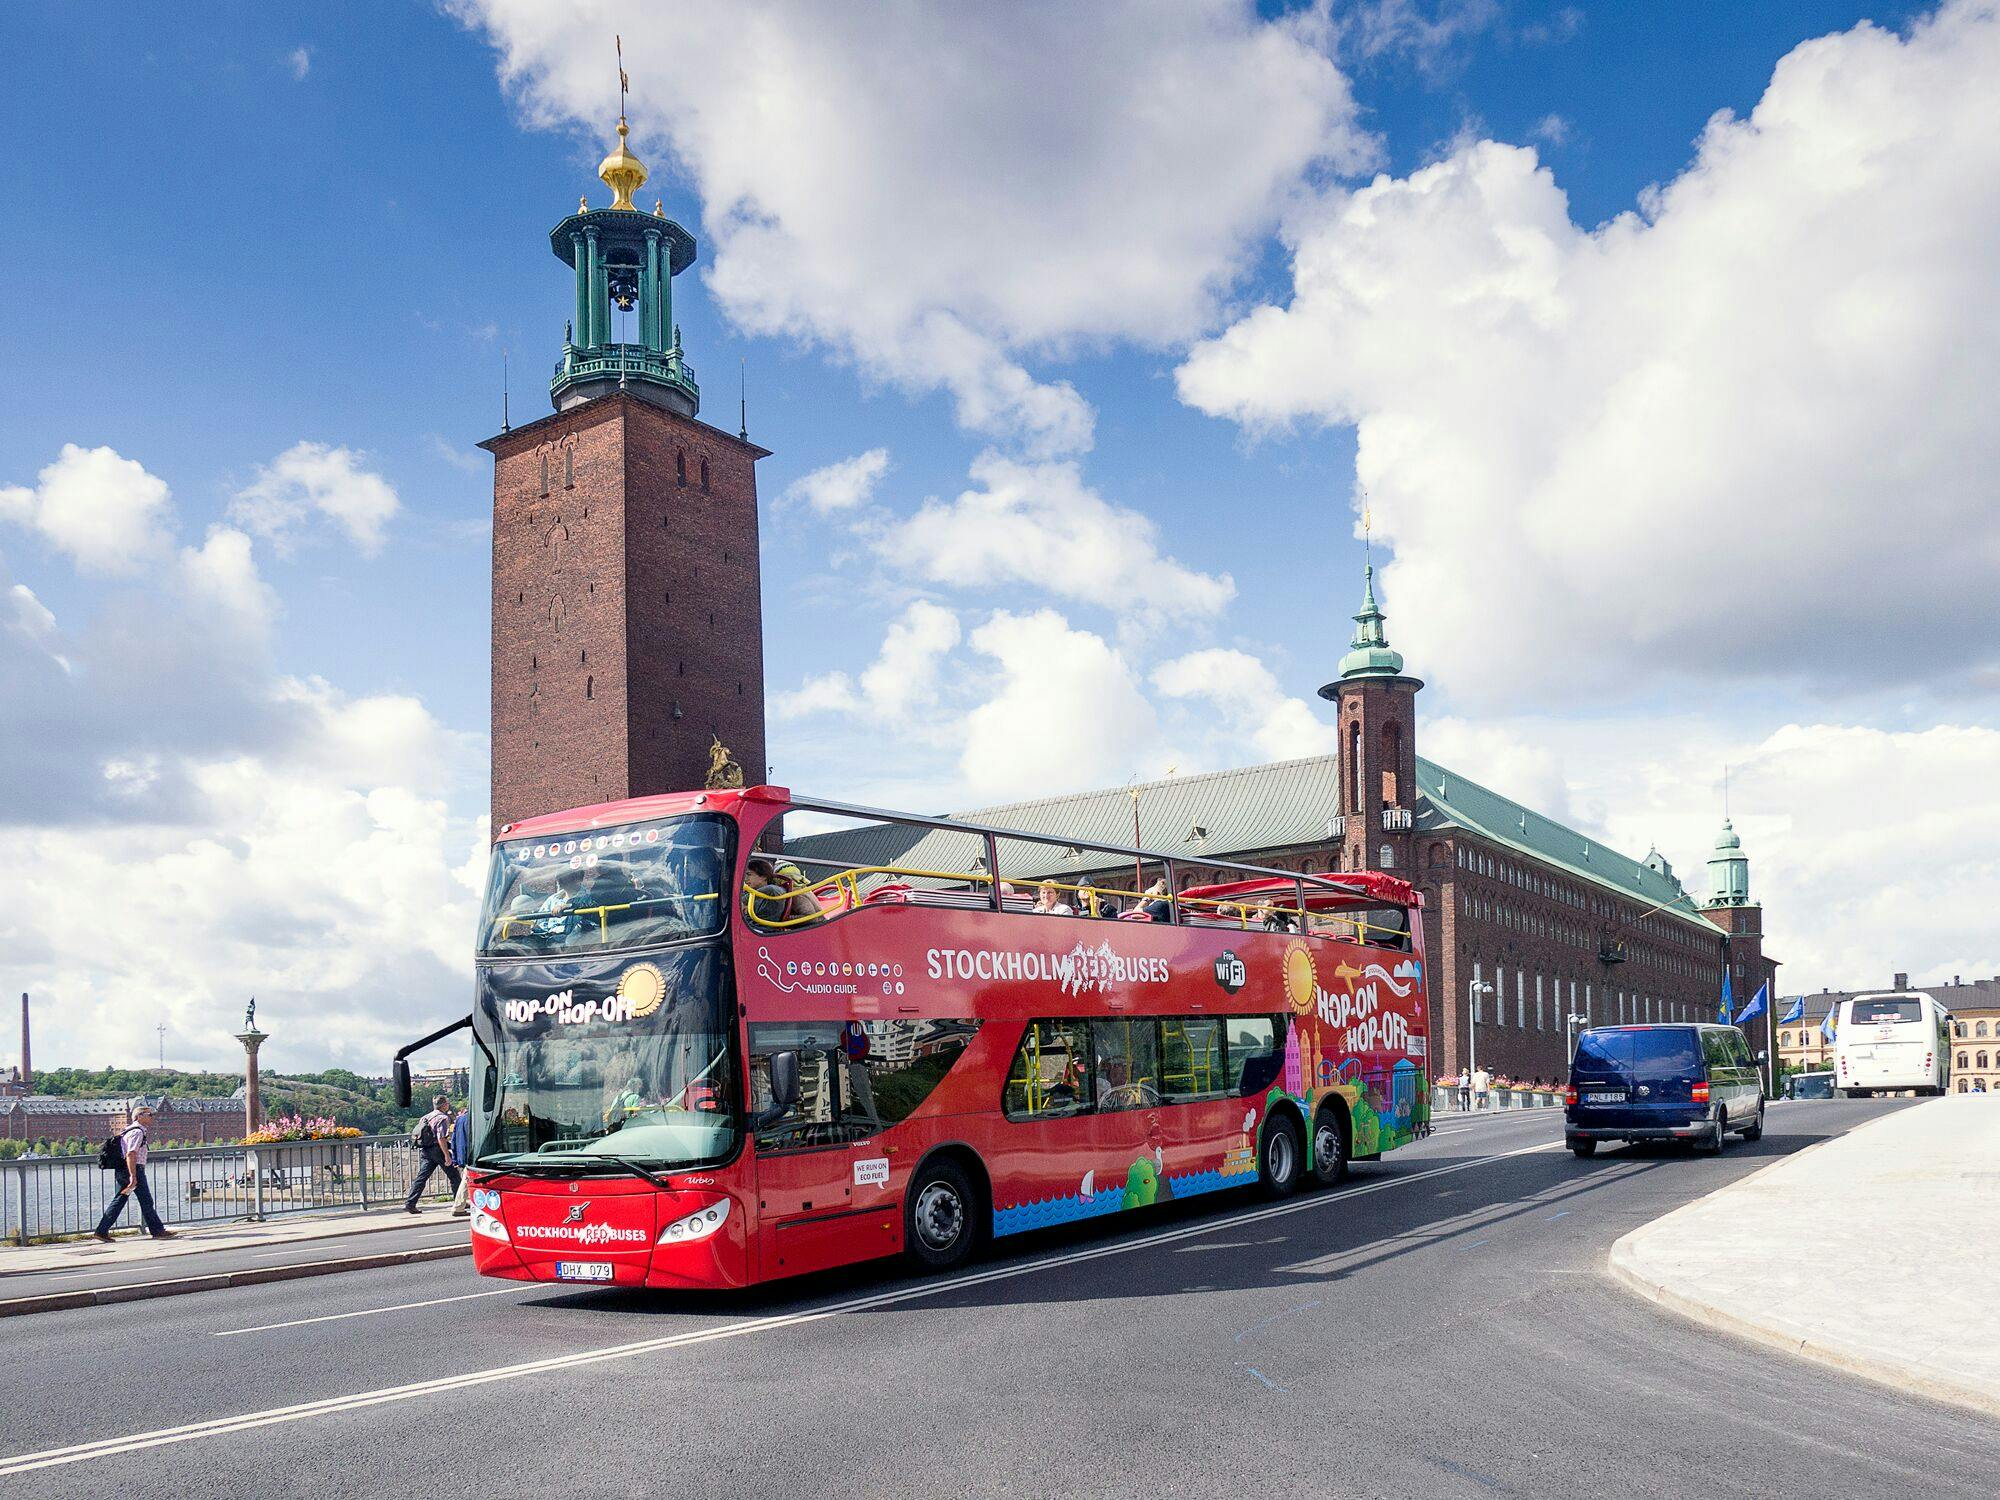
[{"xmin": 2, "ymin": 1, "xmax": 1992, "ymax": 1071}]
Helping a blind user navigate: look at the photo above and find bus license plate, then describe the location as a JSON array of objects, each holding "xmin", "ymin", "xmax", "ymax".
[
  {"xmin": 555, "ymin": 1261, "xmax": 613, "ymax": 1283},
  {"xmin": 1585, "ymin": 1091, "xmax": 1625, "ymax": 1104}
]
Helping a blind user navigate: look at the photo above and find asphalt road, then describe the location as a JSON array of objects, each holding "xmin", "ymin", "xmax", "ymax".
[{"xmin": 3, "ymin": 1098, "xmax": 1992, "ymax": 1499}]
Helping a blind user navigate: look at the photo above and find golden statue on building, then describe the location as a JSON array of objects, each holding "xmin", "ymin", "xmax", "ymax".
[{"xmin": 706, "ymin": 736, "xmax": 746, "ymax": 789}]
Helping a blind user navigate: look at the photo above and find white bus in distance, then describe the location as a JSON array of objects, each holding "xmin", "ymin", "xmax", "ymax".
[{"xmin": 1834, "ymin": 991, "xmax": 1951, "ymax": 1097}]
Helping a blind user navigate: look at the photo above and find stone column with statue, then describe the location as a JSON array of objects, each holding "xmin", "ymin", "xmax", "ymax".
[{"xmin": 235, "ymin": 998, "xmax": 268, "ymax": 1139}]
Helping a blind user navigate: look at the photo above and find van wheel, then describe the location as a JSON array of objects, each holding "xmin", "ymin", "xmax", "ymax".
[
  {"xmin": 1741, "ymin": 1107, "xmax": 1763, "ymax": 1143},
  {"xmin": 1568, "ymin": 1139, "xmax": 1597, "ymax": 1158},
  {"xmin": 1699, "ymin": 1110, "xmax": 1727, "ymax": 1154},
  {"xmin": 1258, "ymin": 1114, "xmax": 1302, "ymax": 1199},
  {"xmin": 1309, "ymin": 1107, "xmax": 1349, "ymax": 1188},
  {"xmin": 904, "ymin": 1158, "xmax": 979, "ymax": 1272}
]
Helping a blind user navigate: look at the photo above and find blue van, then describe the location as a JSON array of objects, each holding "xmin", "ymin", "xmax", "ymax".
[{"xmin": 1564, "ymin": 1024, "xmax": 1764, "ymax": 1157}]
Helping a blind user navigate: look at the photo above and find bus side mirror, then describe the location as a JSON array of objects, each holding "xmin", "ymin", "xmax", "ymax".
[
  {"xmin": 392, "ymin": 1058, "xmax": 412, "ymax": 1109},
  {"xmin": 768, "ymin": 1049, "xmax": 801, "ymax": 1114},
  {"xmin": 481, "ymin": 1065, "xmax": 498, "ymax": 1111}
]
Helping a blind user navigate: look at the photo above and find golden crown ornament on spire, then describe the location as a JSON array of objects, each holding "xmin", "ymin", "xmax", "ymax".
[{"xmin": 598, "ymin": 34, "xmax": 648, "ymax": 210}]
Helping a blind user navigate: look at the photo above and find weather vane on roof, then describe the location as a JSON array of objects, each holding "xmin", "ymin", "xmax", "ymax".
[{"xmin": 616, "ymin": 34, "xmax": 629, "ymax": 125}]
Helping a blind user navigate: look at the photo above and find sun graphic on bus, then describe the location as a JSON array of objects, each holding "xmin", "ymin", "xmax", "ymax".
[
  {"xmin": 1282, "ymin": 942, "xmax": 1317, "ymax": 1015},
  {"xmin": 617, "ymin": 961, "xmax": 667, "ymax": 1018}
]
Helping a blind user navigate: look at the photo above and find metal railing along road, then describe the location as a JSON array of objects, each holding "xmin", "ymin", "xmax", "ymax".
[
  {"xmin": 1430, "ymin": 1086, "xmax": 1565, "ymax": 1113},
  {"xmin": 1, "ymin": 1135, "xmax": 456, "ymax": 1244}
]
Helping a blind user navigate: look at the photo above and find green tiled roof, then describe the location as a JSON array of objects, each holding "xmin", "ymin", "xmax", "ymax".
[
  {"xmin": 792, "ymin": 753, "xmax": 1712, "ymax": 929},
  {"xmin": 1412, "ymin": 756, "xmax": 1711, "ymax": 929}
]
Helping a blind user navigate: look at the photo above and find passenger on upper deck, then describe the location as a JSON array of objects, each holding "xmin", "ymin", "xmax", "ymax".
[
  {"xmin": 1139, "ymin": 879, "xmax": 1171, "ymax": 923},
  {"xmin": 745, "ymin": 857, "xmax": 823, "ymax": 929},
  {"xmin": 1032, "ymin": 881, "xmax": 1074, "ymax": 916}
]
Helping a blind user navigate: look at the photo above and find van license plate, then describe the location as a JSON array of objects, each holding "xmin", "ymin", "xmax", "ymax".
[
  {"xmin": 555, "ymin": 1261, "xmax": 613, "ymax": 1282},
  {"xmin": 1585, "ymin": 1091, "xmax": 1625, "ymax": 1104}
]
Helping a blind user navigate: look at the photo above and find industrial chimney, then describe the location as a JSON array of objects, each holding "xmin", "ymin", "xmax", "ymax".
[{"xmin": 18, "ymin": 992, "xmax": 29, "ymax": 1091}]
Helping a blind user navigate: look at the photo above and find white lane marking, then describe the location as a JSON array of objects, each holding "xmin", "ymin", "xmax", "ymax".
[
  {"xmin": 215, "ymin": 1287, "xmax": 519, "ymax": 1337},
  {"xmin": 0, "ymin": 1138, "xmax": 1560, "ymax": 1476},
  {"xmin": 252, "ymin": 1236, "xmax": 464, "ymax": 1266}
]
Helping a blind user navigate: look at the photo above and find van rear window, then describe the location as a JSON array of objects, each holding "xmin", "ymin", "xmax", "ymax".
[
  {"xmin": 1850, "ymin": 999, "xmax": 1922, "ymax": 1025},
  {"xmin": 1573, "ymin": 1028, "xmax": 1701, "ymax": 1074}
]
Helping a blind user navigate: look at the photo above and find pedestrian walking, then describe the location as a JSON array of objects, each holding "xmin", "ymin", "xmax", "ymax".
[
  {"xmin": 450, "ymin": 1104, "xmax": 474, "ymax": 1217},
  {"xmin": 1473, "ymin": 1066, "xmax": 1491, "ymax": 1111},
  {"xmin": 1455, "ymin": 1068, "xmax": 1472, "ymax": 1112},
  {"xmin": 405, "ymin": 1095, "xmax": 461, "ymax": 1214},
  {"xmin": 92, "ymin": 1103, "xmax": 176, "ymax": 1242}
]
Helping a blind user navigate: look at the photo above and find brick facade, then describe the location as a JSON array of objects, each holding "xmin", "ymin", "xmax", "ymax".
[{"xmin": 483, "ymin": 392, "xmax": 769, "ymax": 831}]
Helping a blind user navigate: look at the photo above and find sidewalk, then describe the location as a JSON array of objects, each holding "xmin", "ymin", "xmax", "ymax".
[
  {"xmin": 0, "ymin": 1205, "xmax": 470, "ymax": 1316},
  {"xmin": 1609, "ymin": 1095, "xmax": 2000, "ymax": 1420}
]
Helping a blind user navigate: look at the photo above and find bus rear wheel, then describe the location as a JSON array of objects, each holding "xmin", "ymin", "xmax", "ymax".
[
  {"xmin": 1309, "ymin": 1106, "xmax": 1349, "ymax": 1188},
  {"xmin": 1259, "ymin": 1114, "xmax": 1302, "ymax": 1199},
  {"xmin": 904, "ymin": 1157, "xmax": 979, "ymax": 1272}
]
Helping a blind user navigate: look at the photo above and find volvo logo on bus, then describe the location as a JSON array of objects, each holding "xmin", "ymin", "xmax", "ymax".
[{"xmin": 1213, "ymin": 951, "xmax": 1246, "ymax": 995}]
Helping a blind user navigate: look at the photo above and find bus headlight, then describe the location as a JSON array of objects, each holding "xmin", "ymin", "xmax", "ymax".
[
  {"xmin": 471, "ymin": 1207, "xmax": 510, "ymax": 1242},
  {"xmin": 658, "ymin": 1199, "xmax": 732, "ymax": 1244}
]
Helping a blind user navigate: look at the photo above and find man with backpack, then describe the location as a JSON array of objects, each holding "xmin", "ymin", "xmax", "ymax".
[
  {"xmin": 405, "ymin": 1095, "xmax": 460, "ymax": 1214},
  {"xmin": 91, "ymin": 1102, "xmax": 175, "ymax": 1242}
]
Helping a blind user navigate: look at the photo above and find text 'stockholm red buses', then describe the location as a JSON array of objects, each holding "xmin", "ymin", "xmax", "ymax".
[{"xmin": 398, "ymin": 785, "xmax": 1431, "ymax": 1290}]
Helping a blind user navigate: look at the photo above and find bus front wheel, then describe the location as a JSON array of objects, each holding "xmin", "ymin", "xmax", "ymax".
[
  {"xmin": 1259, "ymin": 1114, "xmax": 1303, "ymax": 1199},
  {"xmin": 904, "ymin": 1157, "xmax": 979, "ymax": 1272}
]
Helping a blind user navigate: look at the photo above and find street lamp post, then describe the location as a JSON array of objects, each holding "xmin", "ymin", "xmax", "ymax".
[
  {"xmin": 1565, "ymin": 1011, "xmax": 1593, "ymax": 1073},
  {"xmin": 1466, "ymin": 979, "xmax": 1493, "ymax": 1109}
]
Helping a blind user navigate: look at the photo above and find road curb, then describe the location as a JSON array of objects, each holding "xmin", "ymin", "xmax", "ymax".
[
  {"xmin": 0, "ymin": 1242, "xmax": 471, "ymax": 1319},
  {"xmin": 1605, "ymin": 1107, "xmax": 2000, "ymax": 1423}
]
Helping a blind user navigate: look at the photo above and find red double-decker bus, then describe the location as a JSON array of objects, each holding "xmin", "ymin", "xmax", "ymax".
[{"xmin": 396, "ymin": 785, "xmax": 1429, "ymax": 1290}]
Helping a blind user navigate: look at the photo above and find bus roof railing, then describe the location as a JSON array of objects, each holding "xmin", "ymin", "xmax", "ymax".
[{"xmin": 772, "ymin": 792, "xmax": 1423, "ymax": 911}]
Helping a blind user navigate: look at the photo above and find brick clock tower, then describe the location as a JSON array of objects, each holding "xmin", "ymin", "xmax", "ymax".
[
  {"xmin": 1318, "ymin": 563, "xmax": 1422, "ymax": 876},
  {"xmin": 1699, "ymin": 818, "xmax": 1780, "ymax": 1087},
  {"xmin": 482, "ymin": 105, "xmax": 769, "ymax": 830}
]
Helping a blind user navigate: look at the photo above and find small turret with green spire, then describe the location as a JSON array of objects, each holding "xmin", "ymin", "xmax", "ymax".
[{"xmin": 1338, "ymin": 563, "xmax": 1406, "ymax": 680}]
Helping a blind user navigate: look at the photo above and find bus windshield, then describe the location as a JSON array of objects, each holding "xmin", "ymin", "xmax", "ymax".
[
  {"xmin": 480, "ymin": 813, "xmax": 733, "ymax": 958},
  {"xmin": 477, "ymin": 945, "xmax": 737, "ymax": 1168}
]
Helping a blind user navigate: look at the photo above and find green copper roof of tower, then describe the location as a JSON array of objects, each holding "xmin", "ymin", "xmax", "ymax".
[
  {"xmin": 546, "ymin": 123, "xmax": 701, "ymax": 418},
  {"xmin": 1704, "ymin": 817, "xmax": 1751, "ymax": 907},
  {"xmin": 1335, "ymin": 563, "xmax": 1410, "ymax": 680}
]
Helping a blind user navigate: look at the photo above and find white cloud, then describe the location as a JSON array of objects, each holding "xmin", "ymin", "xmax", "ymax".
[
  {"xmin": 232, "ymin": 441, "xmax": 400, "ymax": 556},
  {"xmin": 1529, "ymin": 112, "xmax": 1569, "ymax": 146},
  {"xmin": 879, "ymin": 451, "xmax": 1234, "ymax": 624},
  {"xmin": 1418, "ymin": 715, "xmax": 1577, "ymax": 828},
  {"xmin": 287, "ymin": 46, "xmax": 312, "ymax": 80},
  {"xmin": 783, "ymin": 448, "xmax": 891, "ymax": 514},
  {"xmin": 960, "ymin": 610, "xmax": 1158, "ymax": 800},
  {"xmin": 1, "ymin": 444, "xmax": 482, "ymax": 1072},
  {"xmin": 0, "ymin": 444, "xmax": 173, "ymax": 575},
  {"xmin": 428, "ymin": 434, "xmax": 485, "ymax": 473},
  {"xmin": 1151, "ymin": 648, "xmax": 1334, "ymax": 763},
  {"xmin": 179, "ymin": 525, "xmax": 279, "ymax": 636},
  {"xmin": 1178, "ymin": 0, "xmax": 2000, "ymax": 705},
  {"xmin": 453, "ymin": 0, "xmax": 1373, "ymax": 455},
  {"xmin": 774, "ymin": 600, "xmax": 960, "ymax": 723}
]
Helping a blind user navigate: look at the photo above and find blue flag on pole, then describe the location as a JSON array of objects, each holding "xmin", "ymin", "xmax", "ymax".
[
  {"xmin": 1735, "ymin": 981, "xmax": 1769, "ymax": 1027},
  {"xmin": 1779, "ymin": 995, "xmax": 1804, "ymax": 1025},
  {"xmin": 1717, "ymin": 968, "xmax": 1733, "ymax": 1024},
  {"xmin": 1820, "ymin": 1001, "xmax": 1839, "ymax": 1042}
]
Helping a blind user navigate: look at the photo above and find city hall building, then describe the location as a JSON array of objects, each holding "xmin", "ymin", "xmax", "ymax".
[{"xmin": 485, "ymin": 110, "xmax": 1780, "ymax": 1088}]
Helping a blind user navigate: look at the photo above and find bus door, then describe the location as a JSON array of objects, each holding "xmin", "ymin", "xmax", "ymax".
[{"xmin": 748, "ymin": 1025, "xmax": 898, "ymax": 1280}]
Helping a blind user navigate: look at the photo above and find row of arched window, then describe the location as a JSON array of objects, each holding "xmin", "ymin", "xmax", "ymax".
[{"xmin": 1953, "ymin": 1019, "xmax": 1990, "ymax": 1038}]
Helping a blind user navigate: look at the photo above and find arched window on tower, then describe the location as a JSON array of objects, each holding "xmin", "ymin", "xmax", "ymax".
[
  {"xmin": 1379, "ymin": 844, "xmax": 1394, "ymax": 869},
  {"xmin": 1345, "ymin": 719, "xmax": 1361, "ymax": 816},
  {"xmin": 563, "ymin": 447, "xmax": 574, "ymax": 489},
  {"xmin": 1381, "ymin": 720, "xmax": 1402, "ymax": 808},
  {"xmin": 700, "ymin": 458, "xmax": 710, "ymax": 492},
  {"xmin": 539, "ymin": 452, "xmax": 550, "ymax": 496},
  {"xmin": 677, "ymin": 449, "xmax": 687, "ymax": 486}
]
